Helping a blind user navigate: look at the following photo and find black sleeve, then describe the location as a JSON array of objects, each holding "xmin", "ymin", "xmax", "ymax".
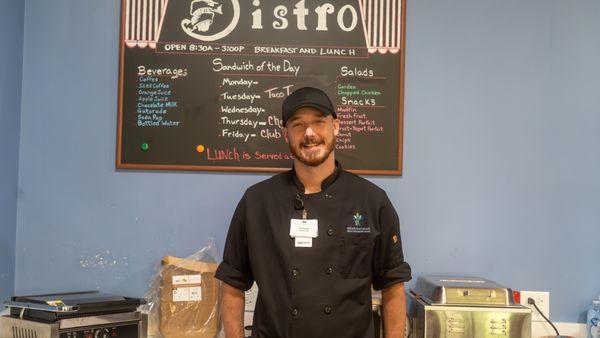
[
  {"xmin": 372, "ymin": 192, "xmax": 412, "ymax": 290},
  {"xmin": 215, "ymin": 194, "xmax": 254, "ymax": 291}
]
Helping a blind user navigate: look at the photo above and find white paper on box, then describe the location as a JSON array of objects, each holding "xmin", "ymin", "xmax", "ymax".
[
  {"xmin": 172, "ymin": 287, "xmax": 189, "ymax": 302},
  {"xmin": 189, "ymin": 287, "xmax": 202, "ymax": 301},
  {"xmin": 172, "ymin": 287, "xmax": 202, "ymax": 302},
  {"xmin": 172, "ymin": 274, "xmax": 201, "ymax": 285}
]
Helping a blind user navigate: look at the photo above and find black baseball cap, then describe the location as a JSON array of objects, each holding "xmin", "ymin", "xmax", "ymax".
[{"xmin": 282, "ymin": 87, "xmax": 336, "ymax": 126}]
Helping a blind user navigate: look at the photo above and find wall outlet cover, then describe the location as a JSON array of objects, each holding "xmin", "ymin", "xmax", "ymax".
[{"xmin": 520, "ymin": 290, "xmax": 550, "ymax": 322}]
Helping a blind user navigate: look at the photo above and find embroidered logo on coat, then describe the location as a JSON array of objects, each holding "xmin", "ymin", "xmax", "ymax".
[
  {"xmin": 347, "ymin": 211, "xmax": 370, "ymax": 233},
  {"xmin": 353, "ymin": 212, "xmax": 364, "ymax": 226}
]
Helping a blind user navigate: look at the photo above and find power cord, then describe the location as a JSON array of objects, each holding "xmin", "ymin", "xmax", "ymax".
[{"xmin": 528, "ymin": 297, "xmax": 560, "ymax": 336}]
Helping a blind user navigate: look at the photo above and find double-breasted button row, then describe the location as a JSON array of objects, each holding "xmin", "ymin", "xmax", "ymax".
[
  {"xmin": 293, "ymin": 267, "xmax": 333, "ymax": 276},
  {"xmin": 291, "ymin": 306, "xmax": 332, "ymax": 317},
  {"xmin": 327, "ymin": 228, "xmax": 334, "ymax": 236}
]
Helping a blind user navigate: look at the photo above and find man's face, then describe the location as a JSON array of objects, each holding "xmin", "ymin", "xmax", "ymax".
[{"xmin": 283, "ymin": 107, "xmax": 339, "ymax": 167}]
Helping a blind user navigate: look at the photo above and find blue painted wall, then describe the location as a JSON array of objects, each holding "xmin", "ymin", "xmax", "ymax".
[
  {"xmin": 0, "ymin": 0, "xmax": 24, "ymax": 301},
  {"xmin": 14, "ymin": 0, "xmax": 600, "ymax": 322}
]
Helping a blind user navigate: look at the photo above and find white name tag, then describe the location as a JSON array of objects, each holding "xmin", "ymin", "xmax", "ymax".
[
  {"xmin": 290, "ymin": 219, "xmax": 318, "ymax": 238},
  {"xmin": 295, "ymin": 237, "xmax": 313, "ymax": 247}
]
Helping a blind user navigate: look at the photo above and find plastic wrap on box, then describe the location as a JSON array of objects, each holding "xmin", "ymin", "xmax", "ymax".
[{"xmin": 141, "ymin": 240, "xmax": 221, "ymax": 338}]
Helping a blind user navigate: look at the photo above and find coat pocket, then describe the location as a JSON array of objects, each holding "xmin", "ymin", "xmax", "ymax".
[{"xmin": 337, "ymin": 236, "xmax": 374, "ymax": 279}]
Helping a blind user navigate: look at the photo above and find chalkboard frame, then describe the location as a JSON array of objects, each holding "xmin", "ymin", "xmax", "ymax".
[{"xmin": 116, "ymin": 0, "xmax": 407, "ymax": 176}]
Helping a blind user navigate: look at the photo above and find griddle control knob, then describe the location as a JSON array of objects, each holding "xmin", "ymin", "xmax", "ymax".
[{"xmin": 94, "ymin": 328, "xmax": 110, "ymax": 338}]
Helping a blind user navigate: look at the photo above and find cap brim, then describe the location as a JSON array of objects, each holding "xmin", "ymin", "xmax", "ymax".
[{"xmin": 285, "ymin": 103, "xmax": 337, "ymax": 125}]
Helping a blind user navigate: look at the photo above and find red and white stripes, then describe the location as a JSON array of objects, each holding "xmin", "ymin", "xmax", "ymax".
[
  {"xmin": 124, "ymin": 0, "xmax": 168, "ymax": 48},
  {"xmin": 123, "ymin": 0, "xmax": 403, "ymax": 53},
  {"xmin": 358, "ymin": 0, "xmax": 402, "ymax": 54}
]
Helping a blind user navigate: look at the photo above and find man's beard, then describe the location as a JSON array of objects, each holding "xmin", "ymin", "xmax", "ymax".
[{"xmin": 290, "ymin": 135, "xmax": 335, "ymax": 167}]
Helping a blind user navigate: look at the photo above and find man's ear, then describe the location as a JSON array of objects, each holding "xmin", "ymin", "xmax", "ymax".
[
  {"xmin": 333, "ymin": 119, "xmax": 340, "ymax": 136},
  {"xmin": 282, "ymin": 127, "xmax": 289, "ymax": 143}
]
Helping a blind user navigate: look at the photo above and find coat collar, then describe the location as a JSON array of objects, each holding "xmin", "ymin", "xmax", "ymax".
[{"xmin": 290, "ymin": 160, "xmax": 342, "ymax": 193}]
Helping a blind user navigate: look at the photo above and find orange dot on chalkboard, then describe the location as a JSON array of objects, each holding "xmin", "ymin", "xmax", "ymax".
[{"xmin": 196, "ymin": 145, "xmax": 205, "ymax": 153}]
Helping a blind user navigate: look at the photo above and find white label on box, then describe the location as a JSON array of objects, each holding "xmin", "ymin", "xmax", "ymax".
[
  {"xmin": 172, "ymin": 287, "xmax": 202, "ymax": 302},
  {"xmin": 172, "ymin": 274, "xmax": 201, "ymax": 285},
  {"xmin": 189, "ymin": 287, "xmax": 202, "ymax": 301},
  {"xmin": 172, "ymin": 287, "xmax": 189, "ymax": 302}
]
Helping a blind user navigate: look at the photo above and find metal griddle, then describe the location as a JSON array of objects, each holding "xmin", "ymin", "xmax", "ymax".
[
  {"xmin": 1, "ymin": 291, "xmax": 147, "ymax": 338},
  {"xmin": 5, "ymin": 291, "xmax": 145, "ymax": 322}
]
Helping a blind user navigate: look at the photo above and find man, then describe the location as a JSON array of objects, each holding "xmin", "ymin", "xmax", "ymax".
[{"xmin": 215, "ymin": 87, "xmax": 411, "ymax": 338}]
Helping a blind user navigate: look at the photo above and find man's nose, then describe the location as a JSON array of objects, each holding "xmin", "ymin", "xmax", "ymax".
[{"xmin": 304, "ymin": 125, "xmax": 316, "ymax": 136}]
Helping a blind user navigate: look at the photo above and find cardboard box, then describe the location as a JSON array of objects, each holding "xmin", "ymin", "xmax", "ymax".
[{"xmin": 160, "ymin": 256, "xmax": 219, "ymax": 338}]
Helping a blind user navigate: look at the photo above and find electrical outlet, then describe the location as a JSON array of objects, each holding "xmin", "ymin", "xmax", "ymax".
[{"xmin": 520, "ymin": 291, "xmax": 550, "ymax": 322}]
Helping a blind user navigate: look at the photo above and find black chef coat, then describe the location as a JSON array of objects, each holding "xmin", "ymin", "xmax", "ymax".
[{"xmin": 215, "ymin": 163, "xmax": 411, "ymax": 338}]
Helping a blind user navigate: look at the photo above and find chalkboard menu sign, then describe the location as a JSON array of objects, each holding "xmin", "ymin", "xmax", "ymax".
[{"xmin": 117, "ymin": 0, "xmax": 406, "ymax": 174}]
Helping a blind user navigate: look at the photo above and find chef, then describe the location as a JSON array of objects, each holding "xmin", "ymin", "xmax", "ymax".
[{"xmin": 215, "ymin": 87, "xmax": 412, "ymax": 338}]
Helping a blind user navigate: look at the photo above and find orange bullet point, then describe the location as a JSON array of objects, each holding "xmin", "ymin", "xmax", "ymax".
[{"xmin": 196, "ymin": 145, "xmax": 205, "ymax": 153}]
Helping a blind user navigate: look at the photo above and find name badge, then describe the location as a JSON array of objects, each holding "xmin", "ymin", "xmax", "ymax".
[
  {"xmin": 290, "ymin": 219, "xmax": 318, "ymax": 238},
  {"xmin": 295, "ymin": 237, "xmax": 312, "ymax": 248}
]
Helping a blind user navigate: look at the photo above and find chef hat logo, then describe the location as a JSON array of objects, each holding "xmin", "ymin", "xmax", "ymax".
[{"xmin": 181, "ymin": 0, "xmax": 239, "ymax": 41}]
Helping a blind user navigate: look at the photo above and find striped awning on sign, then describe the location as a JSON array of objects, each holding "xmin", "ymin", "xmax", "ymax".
[
  {"xmin": 123, "ymin": 0, "xmax": 403, "ymax": 53},
  {"xmin": 124, "ymin": 0, "xmax": 167, "ymax": 48},
  {"xmin": 358, "ymin": 0, "xmax": 402, "ymax": 54}
]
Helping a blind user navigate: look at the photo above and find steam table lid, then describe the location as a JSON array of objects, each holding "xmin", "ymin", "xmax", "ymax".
[{"xmin": 412, "ymin": 275, "xmax": 516, "ymax": 307}]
